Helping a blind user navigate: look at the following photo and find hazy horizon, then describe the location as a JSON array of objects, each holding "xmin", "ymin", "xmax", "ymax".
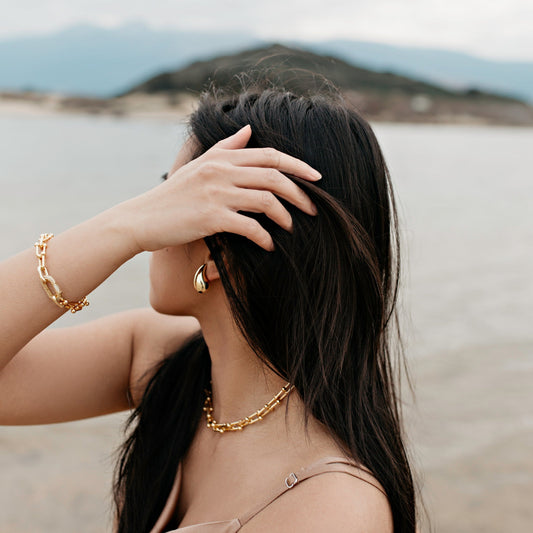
[{"xmin": 1, "ymin": 1, "xmax": 532, "ymax": 62}]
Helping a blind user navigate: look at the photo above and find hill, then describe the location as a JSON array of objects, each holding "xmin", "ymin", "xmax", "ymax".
[
  {"xmin": 2, "ymin": 43, "xmax": 532, "ymax": 126},
  {"xmin": 0, "ymin": 22, "xmax": 532, "ymax": 103},
  {"xmin": 307, "ymin": 39, "xmax": 533, "ymax": 103},
  {"xmin": 116, "ymin": 44, "xmax": 532, "ymax": 126},
  {"xmin": 0, "ymin": 22, "xmax": 262, "ymax": 97},
  {"xmin": 121, "ymin": 44, "xmax": 518, "ymax": 101}
]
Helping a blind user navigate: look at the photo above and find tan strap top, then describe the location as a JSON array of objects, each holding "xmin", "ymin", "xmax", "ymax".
[
  {"xmin": 237, "ymin": 455, "xmax": 386, "ymax": 528},
  {"xmin": 152, "ymin": 455, "xmax": 386, "ymax": 532}
]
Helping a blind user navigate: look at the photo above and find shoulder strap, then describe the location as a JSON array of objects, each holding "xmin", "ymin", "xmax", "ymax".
[{"xmin": 238, "ymin": 455, "xmax": 386, "ymax": 527}]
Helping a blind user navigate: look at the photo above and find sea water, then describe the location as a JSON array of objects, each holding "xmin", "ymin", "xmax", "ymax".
[
  {"xmin": 1, "ymin": 112, "xmax": 532, "ymax": 532},
  {"xmin": 1, "ymin": 113, "xmax": 531, "ymax": 356}
]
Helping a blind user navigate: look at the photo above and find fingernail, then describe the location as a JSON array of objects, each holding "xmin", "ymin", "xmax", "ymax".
[
  {"xmin": 311, "ymin": 204, "xmax": 318, "ymax": 215},
  {"xmin": 311, "ymin": 169, "xmax": 322, "ymax": 180}
]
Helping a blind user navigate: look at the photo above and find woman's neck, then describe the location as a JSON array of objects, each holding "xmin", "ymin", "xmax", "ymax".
[
  {"xmin": 193, "ymin": 297, "xmax": 346, "ymax": 460},
  {"xmin": 198, "ymin": 310, "xmax": 290, "ymax": 426}
]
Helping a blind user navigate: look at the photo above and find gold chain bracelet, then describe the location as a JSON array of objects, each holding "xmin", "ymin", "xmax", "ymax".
[{"xmin": 34, "ymin": 233, "xmax": 89, "ymax": 313}]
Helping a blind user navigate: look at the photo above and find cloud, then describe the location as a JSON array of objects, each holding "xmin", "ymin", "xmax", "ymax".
[{"xmin": 1, "ymin": 0, "xmax": 532, "ymax": 61}]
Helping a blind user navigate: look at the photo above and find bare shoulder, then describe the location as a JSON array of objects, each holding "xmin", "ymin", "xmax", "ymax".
[
  {"xmin": 129, "ymin": 308, "xmax": 200, "ymax": 406},
  {"xmin": 131, "ymin": 307, "xmax": 200, "ymax": 352},
  {"xmin": 242, "ymin": 465, "xmax": 393, "ymax": 533}
]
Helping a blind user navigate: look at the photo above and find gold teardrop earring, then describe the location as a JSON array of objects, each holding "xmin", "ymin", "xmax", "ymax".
[{"xmin": 193, "ymin": 263, "xmax": 210, "ymax": 293}]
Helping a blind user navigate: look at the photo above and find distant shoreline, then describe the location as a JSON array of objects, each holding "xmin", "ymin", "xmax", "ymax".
[
  {"xmin": 0, "ymin": 91, "xmax": 196, "ymax": 122},
  {"xmin": 2, "ymin": 90, "xmax": 533, "ymax": 127}
]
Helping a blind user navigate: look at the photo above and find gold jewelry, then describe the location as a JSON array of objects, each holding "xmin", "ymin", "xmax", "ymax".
[
  {"xmin": 34, "ymin": 233, "xmax": 89, "ymax": 313},
  {"xmin": 193, "ymin": 263, "xmax": 209, "ymax": 293},
  {"xmin": 203, "ymin": 381, "xmax": 294, "ymax": 433}
]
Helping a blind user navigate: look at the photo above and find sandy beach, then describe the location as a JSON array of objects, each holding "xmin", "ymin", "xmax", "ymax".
[
  {"xmin": 1, "ymin": 108, "xmax": 532, "ymax": 532},
  {"xmin": 2, "ymin": 89, "xmax": 532, "ymax": 127},
  {"xmin": 0, "ymin": 91, "xmax": 199, "ymax": 121}
]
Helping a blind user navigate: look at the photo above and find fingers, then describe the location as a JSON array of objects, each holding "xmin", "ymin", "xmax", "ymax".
[
  {"xmin": 230, "ymin": 167, "xmax": 317, "ymax": 216},
  {"xmin": 215, "ymin": 125, "xmax": 253, "ymax": 150},
  {"xmin": 168, "ymin": 128, "xmax": 322, "ymax": 252},
  {"xmin": 222, "ymin": 147, "xmax": 321, "ymax": 181},
  {"xmin": 222, "ymin": 212, "xmax": 275, "ymax": 251},
  {"xmin": 225, "ymin": 189, "xmax": 294, "ymax": 233}
]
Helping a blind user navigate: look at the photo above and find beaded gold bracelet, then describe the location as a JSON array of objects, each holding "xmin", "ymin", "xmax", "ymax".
[{"xmin": 34, "ymin": 233, "xmax": 89, "ymax": 313}]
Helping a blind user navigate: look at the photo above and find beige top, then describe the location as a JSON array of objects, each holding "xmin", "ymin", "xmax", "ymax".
[{"xmin": 149, "ymin": 455, "xmax": 385, "ymax": 533}]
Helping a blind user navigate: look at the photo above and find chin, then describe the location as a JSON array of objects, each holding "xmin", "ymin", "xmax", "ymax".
[
  {"xmin": 150, "ymin": 288, "xmax": 203, "ymax": 316},
  {"xmin": 150, "ymin": 302, "xmax": 192, "ymax": 316},
  {"xmin": 149, "ymin": 289, "xmax": 189, "ymax": 316}
]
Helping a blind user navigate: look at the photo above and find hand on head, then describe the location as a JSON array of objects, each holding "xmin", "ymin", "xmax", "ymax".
[{"xmin": 127, "ymin": 124, "xmax": 321, "ymax": 254}]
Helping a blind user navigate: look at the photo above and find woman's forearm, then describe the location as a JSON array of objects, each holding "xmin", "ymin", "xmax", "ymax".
[
  {"xmin": 0, "ymin": 201, "xmax": 138, "ymax": 371},
  {"xmin": 0, "ymin": 125, "xmax": 321, "ymax": 373}
]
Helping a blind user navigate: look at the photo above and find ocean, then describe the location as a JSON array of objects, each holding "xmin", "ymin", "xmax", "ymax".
[
  {"xmin": 1, "ymin": 113, "xmax": 532, "ymax": 532},
  {"xmin": 1, "ymin": 114, "xmax": 531, "ymax": 355}
]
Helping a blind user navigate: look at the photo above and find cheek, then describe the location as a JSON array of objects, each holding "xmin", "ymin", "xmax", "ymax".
[{"xmin": 149, "ymin": 248, "xmax": 197, "ymax": 315}]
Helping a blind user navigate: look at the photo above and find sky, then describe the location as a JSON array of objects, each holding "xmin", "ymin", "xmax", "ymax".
[{"xmin": 1, "ymin": 0, "xmax": 532, "ymax": 62}]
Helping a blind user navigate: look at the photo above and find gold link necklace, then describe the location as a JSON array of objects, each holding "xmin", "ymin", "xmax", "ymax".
[{"xmin": 203, "ymin": 381, "xmax": 294, "ymax": 433}]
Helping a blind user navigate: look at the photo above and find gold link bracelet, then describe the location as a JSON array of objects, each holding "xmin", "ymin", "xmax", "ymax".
[{"xmin": 34, "ymin": 233, "xmax": 89, "ymax": 313}]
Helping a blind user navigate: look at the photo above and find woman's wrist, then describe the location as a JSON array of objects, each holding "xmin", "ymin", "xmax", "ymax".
[
  {"xmin": 37, "ymin": 203, "xmax": 145, "ymax": 308},
  {"xmin": 103, "ymin": 199, "xmax": 146, "ymax": 260}
]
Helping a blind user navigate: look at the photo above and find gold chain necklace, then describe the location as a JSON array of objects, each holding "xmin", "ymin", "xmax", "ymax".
[{"xmin": 203, "ymin": 381, "xmax": 294, "ymax": 433}]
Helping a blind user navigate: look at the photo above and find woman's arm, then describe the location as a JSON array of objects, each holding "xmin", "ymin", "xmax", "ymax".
[
  {"xmin": 0, "ymin": 125, "xmax": 320, "ymax": 423},
  {"xmin": 0, "ymin": 308, "xmax": 198, "ymax": 425},
  {"xmin": 0, "ymin": 206, "xmax": 137, "ymax": 374}
]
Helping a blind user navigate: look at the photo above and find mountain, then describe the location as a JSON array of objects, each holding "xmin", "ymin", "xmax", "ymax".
[
  {"xmin": 0, "ymin": 22, "xmax": 263, "ymax": 97},
  {"xmin": 305, "ymin": 39, "xmax": 533, "ymax": 103},
  {"xmin": 0, "ymin": 22, "xmax": 532, "ymax": 103},
  {"xmin": 4, "ymin": 44, "xmax": 531, "ymax": 125},
  {"xmin": 110, "ymin": 44, "xmax": 530, "ymax": 126},
  {"xmin": 122, "ymin": 43, "xmax": 517, "ymax": 103}
]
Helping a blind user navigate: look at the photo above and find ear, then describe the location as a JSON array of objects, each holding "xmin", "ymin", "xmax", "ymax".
[{"xmin": 204, "ymin": 258, "xmax": 220, "ymax": 282}]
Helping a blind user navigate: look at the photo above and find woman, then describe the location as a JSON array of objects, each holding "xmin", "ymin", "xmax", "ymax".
[{"xmin": 0, "ymin": 85, "xmax": 416, "ymax": 532}]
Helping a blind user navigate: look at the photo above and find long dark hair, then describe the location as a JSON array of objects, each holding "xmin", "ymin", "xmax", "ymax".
[{"xmin": 113, "ymin": 85, "xmax": 416, "ymax": 532}]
